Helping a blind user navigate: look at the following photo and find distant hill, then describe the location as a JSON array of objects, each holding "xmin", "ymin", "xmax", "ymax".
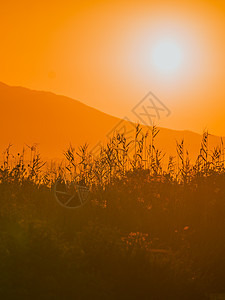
[{"xmin": 0, "ymin": 82, "xmax": 223, "ymax": 162}]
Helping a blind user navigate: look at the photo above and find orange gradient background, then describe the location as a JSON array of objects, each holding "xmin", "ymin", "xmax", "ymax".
[{"xmin": 1, "ymin": 0, "xmax": 225, "ymax": 135}]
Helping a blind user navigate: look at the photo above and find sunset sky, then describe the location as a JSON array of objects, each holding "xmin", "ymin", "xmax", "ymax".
[{"xmin": 1, "ymin": 0, "xmax": 225, "ymax": 135}]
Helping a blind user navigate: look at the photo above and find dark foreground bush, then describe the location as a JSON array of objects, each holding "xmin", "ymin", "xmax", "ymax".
[{"xmin": 0, "ymin": 129, "xmax": 225, "ymax": 299}]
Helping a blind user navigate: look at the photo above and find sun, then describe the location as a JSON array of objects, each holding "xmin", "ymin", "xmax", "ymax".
[{"xmin": 151, "ymin": 38, "xmax": 183, "ymax": 75}]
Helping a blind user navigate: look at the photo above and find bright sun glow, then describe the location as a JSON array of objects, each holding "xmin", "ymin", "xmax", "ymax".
[{"xmin": 151, "ymin": 39, "xmax": 183, "ymax": 75}]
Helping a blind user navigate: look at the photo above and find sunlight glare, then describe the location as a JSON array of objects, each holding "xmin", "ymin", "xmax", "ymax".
[{"xmin": 151, "ymin": 38, "xmax": 183, "ymax": 75}]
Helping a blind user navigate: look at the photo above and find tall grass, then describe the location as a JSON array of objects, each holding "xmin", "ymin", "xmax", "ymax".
[{"xmin": 0, "ymin": 126, "xmax": 225, "ymax": 299}]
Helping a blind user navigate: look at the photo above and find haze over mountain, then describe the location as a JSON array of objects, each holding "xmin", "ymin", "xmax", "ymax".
[{"xmin": 0, "ymin": 82, "xmax": 222, "ymax": 162}]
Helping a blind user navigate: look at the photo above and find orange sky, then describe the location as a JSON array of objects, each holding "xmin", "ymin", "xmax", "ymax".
[{"xmin": 1, "ymin": 0, "xmax": 225, "ymax": 135}]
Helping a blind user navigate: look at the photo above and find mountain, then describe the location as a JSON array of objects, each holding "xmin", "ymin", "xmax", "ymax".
[{"xmin": 0, "ymin": 82, "xmax": 223, "ymax": 162}]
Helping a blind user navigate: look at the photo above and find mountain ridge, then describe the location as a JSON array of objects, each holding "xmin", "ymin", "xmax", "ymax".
[{"xmin": 0, "ymin": 81, "xmax": 223, "ymax": 161}]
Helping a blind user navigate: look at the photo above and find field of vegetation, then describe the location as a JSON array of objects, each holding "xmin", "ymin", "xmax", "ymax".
[{"xmin": 0, "ymin": 125, "xmax": 225, "ymax": 299}]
